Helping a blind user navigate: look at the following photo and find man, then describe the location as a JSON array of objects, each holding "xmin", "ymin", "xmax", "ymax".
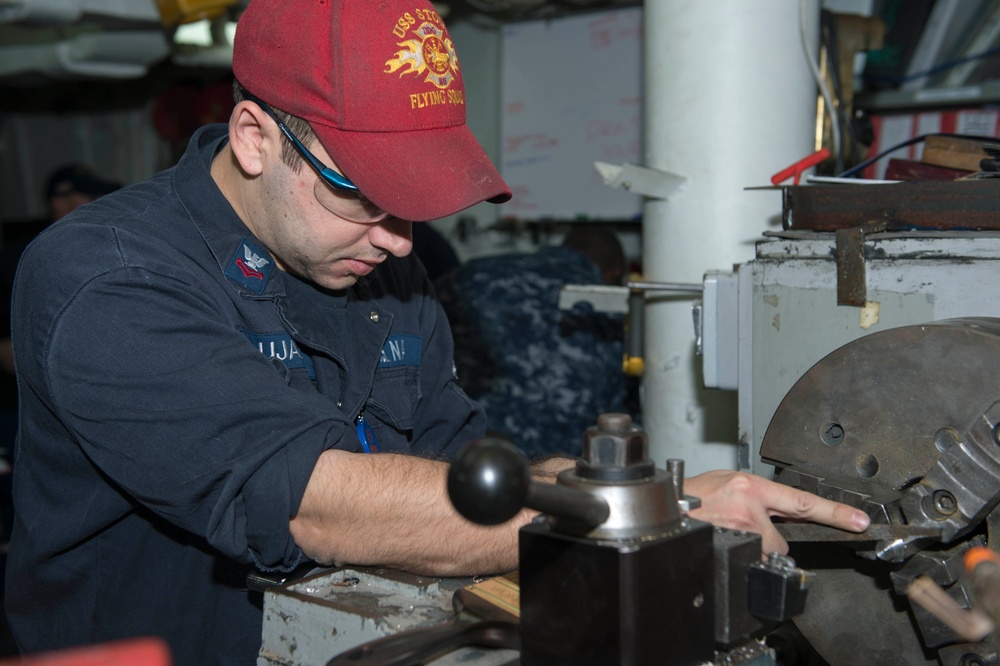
[
  {"xmin": 5, "ymin": 0, "xmax": 870, "ymax": 663},
  {"xmin": 436, "ymin": 226, "xmax": 633, "ymax": 458}
]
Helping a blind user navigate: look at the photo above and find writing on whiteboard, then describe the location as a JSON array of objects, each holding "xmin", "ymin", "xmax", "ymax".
[
  {"xmin": 500, "ymin": 7, "xmax": 643, "ymax": 220},
  {"xmin": 505, "ymin": 133, "xmax": 559, "ymax": 155},
  {"xmin": 587, "ymin": 12, "xmax": 642, "ymax": 50}
]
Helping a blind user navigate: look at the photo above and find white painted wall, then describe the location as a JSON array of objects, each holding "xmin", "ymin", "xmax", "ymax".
[{"xmin": 641, "ymin": 0, "xmax": 823, "ymax": 475}]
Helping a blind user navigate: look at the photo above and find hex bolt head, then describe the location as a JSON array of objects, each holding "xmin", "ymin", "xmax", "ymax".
[
  {"xmin": 932, "ymin": 490, "xmax": 957, "ymax": 516},
  {"xmin": 583, "ymin": 413, "xmax": 647, "ymax": 467}
]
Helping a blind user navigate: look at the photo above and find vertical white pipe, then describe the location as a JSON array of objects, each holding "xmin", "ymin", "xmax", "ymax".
[{"xmin": 642, "ymin": 0, "xmax": 819, "ymax": 475}]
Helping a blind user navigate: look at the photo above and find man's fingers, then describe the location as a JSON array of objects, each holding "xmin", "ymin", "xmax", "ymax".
[
  {"xmin": 768, "ymin": 485, "xmax": 871, "ymax": 532},
  {"xmin": 757, "ymin": 518, "xmax": 791, "ymax": 555},
  {"xmin": 684, "ymin": 470, "xmax": 870, "ymax": 556}
]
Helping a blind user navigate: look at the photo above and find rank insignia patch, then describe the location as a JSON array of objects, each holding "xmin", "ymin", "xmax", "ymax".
[{"xmin": 225, "ymin": 238, "xmax": 274, "ymax": 293}]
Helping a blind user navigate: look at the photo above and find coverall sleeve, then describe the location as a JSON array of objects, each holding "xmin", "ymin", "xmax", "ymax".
[{"xmin": 16, "ymin": 230, "xmax": 348, "ymax": 570}]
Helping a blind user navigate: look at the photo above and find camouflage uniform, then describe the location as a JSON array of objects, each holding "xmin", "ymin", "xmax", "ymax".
[{"xmin": 436, "ymin": 245, "xmax": 632, "ymax": 459}]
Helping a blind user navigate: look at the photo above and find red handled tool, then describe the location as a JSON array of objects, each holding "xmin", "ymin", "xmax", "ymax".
[{"xmin": 771, "ymin": 148, "xmax": 830, "ymax": 186}]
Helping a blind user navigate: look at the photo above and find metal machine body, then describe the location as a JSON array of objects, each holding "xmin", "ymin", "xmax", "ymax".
[
  {"xmin": 257, "ymin": 567, "xmax": 519, "ymax": 666},
  {"xmin": 559, "ymin": 231, "xmax": 1000, "ymax": 664},
  {"xmin": 716, "ymin": 232, "xmax": 1000, "ymax": 665},
  {"xmin": 515, "ymin": 415, "xmax": 718, "ymax": 666},
  {"xmin": 698, "ymin": 232, "xmax": 1000, "ymax": 475},
  {"xmin": 258, "ymin": 414, "xmax": 809, "ymax": 665},
  {"xmin": 518, "ymin": 514, "xmax": 715, "ymax": 665},
  {"xmin": 445, "ymin": 413, "xmax": 807, "ymax": 666},
  {"xmin": 761, "ymin": 317, "xmax": 1000, "ymax": 665}
]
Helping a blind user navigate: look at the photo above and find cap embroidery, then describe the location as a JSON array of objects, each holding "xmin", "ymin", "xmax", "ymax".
[{"xmin": 385, "ymin": 9, "xmax": 465, "ymax": 108}]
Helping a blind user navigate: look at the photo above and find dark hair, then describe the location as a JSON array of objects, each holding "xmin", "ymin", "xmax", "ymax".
[
  {"xmin": 45, "ymin": 164, "xmax": 121, "ymax": 200},
  {"xmin": 233, "ymin": 80, "xmax": 317, "ymax": 172}
]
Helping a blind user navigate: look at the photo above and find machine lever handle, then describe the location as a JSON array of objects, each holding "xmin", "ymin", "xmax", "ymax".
[{"xmin": 447, "ymin": 438, "xmax": 610, "ymax": 528}]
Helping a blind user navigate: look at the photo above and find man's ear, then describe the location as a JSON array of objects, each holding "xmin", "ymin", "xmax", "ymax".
[{"xmin": 228, "ymin": 101, "xmax": 275, "ymax": 177}]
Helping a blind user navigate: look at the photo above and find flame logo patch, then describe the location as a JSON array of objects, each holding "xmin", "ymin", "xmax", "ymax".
[{"xmin": 385, "ymin": 22, "xmax": 459, "ymax": 90}]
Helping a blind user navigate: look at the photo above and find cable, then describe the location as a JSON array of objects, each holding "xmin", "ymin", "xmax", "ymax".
[
  {"xmin": 820, "ymin": 8, "xmax": 858, "ymax": 171},
  {"xmin": 799, "ymin": 0, "xmax": 842, "ymax": 173},
  {"xmin": 863, "ymin": 45, "xmax": 1000, "ymax": 87}
]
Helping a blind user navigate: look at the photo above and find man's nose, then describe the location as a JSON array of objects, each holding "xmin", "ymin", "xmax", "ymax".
[{"xmin": 371, "ymin": 218, "xmax": 413, "ymax": 258}]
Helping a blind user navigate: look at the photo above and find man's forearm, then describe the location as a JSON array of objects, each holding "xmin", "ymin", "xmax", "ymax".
[
  {"xmin": 290, "ymin": 448, "xmax": 542, "ymax": 576},
  {"xmin": 290, "ymin": 453, "xmax": 870, "ymax": 575}
]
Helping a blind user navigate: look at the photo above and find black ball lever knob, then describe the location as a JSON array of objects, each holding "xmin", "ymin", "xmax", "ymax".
[
  {"xmin": 448, "ymin": 439, "xmax": 611, "ymax": 529},
  {"xmin": 447, "ymin": 438, "xmax": 531, "ymax": 525}
]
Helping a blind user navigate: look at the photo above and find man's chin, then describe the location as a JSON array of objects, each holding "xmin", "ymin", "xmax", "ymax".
[{"xmin": 312, "ymin": 274, "xmax": 360, "ymax": 290}]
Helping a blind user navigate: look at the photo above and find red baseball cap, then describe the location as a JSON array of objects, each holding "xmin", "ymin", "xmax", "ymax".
[{"xmin": 232, "ymin": 0, "xmax": 511, "ymax": 222}]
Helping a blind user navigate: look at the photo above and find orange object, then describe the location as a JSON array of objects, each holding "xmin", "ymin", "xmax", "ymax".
[
  {"xmin": 0, "ymin": 638, "xmax": 172, "ymax": 666},
  {"xmin": 964, "ymin": 545, "xmax": 1000, "ymax": 640},
  {"xmin": 965, "ymin": 546, "xmax": 1000, "ymax": 575},
  {"xmin": 770, "ymin": 148, "xmax": 831, "ymax": 186}
]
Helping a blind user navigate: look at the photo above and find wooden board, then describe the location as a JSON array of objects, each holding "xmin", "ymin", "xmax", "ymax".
[{"xmin": 922, "ymin": 135, "xmax": 1000, "ymax": 172}]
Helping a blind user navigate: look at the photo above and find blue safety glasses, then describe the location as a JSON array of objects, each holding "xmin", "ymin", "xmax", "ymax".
[
  {"xmin": 240, "ymin": 90, "xmax": 389, "ymax": 223},
  {"xmin": 242, "ymin": 89, "xmax": 358, "ymax": 193}
]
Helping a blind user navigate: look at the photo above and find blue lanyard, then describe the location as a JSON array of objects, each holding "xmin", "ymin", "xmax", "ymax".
[{"xmin": 356, "ymin": 412, "xmax": 379, "ymax": 454}]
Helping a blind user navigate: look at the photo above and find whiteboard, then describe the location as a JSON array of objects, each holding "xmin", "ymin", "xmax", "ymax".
[{"xmin": 499, "ymin": 8, "xmax": 643, "ymax": 221}]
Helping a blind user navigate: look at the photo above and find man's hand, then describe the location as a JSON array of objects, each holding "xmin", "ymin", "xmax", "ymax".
[
  {"xmin": 530, "ymin": 456, "xmax": 575, "ymax": 482},
  {"xmin": 685, "ymin": 470, "xmax": 871, "ymax": 555}
]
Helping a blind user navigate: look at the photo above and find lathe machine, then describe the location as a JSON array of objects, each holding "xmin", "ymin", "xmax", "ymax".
[{"xmin": 256, "ymin": 317, "xmax": 1000, "ymax": 665}]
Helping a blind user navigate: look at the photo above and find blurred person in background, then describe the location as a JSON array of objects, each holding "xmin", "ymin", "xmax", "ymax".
[
  {"xmin": 435, "ymin": 226, "xmax": 636, "ymax": 458},
  {"xmin": 44, "ymin": 164, "xmax": 122, "ymax": 223}
]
